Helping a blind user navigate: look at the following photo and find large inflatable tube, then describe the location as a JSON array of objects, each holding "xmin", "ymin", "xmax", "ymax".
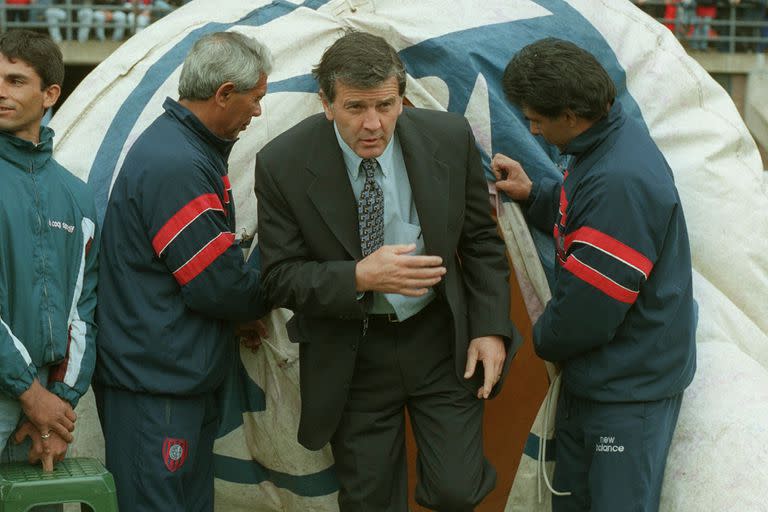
[{"xmin": 51, "ymin": 1, "xmax": 768, "ymax": 510}]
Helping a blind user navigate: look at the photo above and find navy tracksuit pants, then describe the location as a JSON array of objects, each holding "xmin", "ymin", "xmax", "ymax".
[
  {"xmin": 95, "ymin": 385, "xmax": 219, "ymax": 512},
  {"xmin": 552, "ymin": 388, "xmax": 683, "ymax": 512}
]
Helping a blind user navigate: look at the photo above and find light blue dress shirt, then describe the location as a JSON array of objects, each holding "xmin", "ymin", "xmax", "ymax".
[{"xmin": 334, "ymin": 123, "xmax": 435, "ymax": 320}]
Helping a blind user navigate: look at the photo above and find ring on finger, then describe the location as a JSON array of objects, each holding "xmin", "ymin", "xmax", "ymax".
[{"xmin": 40, "ymin": 431, "xmax": 51, "ymax": 440}]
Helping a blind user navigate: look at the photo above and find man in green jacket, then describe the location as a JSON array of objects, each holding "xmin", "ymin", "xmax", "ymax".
[{"xmin": 0, "ymin": 30, "xmax": 98, "ymax": 472}]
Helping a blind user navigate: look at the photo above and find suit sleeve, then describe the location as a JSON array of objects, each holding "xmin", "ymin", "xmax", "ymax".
[
  {"xmin": 48, "ymin": 209, "xmax": 98, "ymax": 407},
  {"xmin": 143, "ymin": 160, "xmax": 268, "ymax": 321},
  {"xmin": 533, "ymin": 172, "xmax": 664, "ymax": 361},
  {"xmin": 254, "ymin": 154, "xmax": 366, "ymax": 319},
  {"xmin": 459, "ymin": 122, "xmax": 517, "ymax": 342}
]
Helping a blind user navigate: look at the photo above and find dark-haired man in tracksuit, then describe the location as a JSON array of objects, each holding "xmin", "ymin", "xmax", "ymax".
[{"xmin": 492, "ymin": 38, "xmax": 697, "ymax": 512}]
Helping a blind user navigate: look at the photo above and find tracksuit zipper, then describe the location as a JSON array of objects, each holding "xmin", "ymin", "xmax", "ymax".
[{"xmin": 29, "ymin": 160, "xmax": 55, "ymax": 359}]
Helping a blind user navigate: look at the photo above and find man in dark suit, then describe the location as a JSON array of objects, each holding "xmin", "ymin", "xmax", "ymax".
[{"xmin": 255, "ymin": 31, "xmax": 521, "ymax": 512}]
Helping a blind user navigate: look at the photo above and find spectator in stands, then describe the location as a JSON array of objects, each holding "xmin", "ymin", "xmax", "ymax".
[
  {"xmin": 656, "ymin": 0, "xmax": 680, "ymax": 33},
  {"xmin": 30, "ymin": 0, "xmax": 53, "ymax": 24},
  {"xmin": 124, "ymin": 0, "xmax": 171, "ymax": 34},
  {"xmin": 5, "ymin": 0, "xmax": 32, "ymax": 23},
  {"xmin": 680, "ymin": 0, "xmax": 698, "ymax": 39},
  {"xmin": 731, "ymin": 0, "xmax": 768, "ymax": 52},
  {"xmin": 692, "ymin": 0, "xmax": 745, "ymax": 51},
  {"xmin": 692, "ymin": 0, "xmax": 718, "ymax": 50},
  {"xmin": 92, "ymin": 1, "xmax": 129, "ymax": 41},
  {"xmin": 46, "ymin": 1, "xmax": 92, "ymax": 44},
  {"xmin": 639, "ymin": 0, "xmax": 696, "ymax": 43},
  {"xmin": 76, "ymin": 1, "xmax": 129, "ymax": 42}
]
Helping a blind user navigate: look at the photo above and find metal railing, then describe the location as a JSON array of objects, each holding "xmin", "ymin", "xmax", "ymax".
[
  {"xmin": 634, "ymin": 0, "xmax": 768, "ymax": 53},
  {"xmin": 0, "ymin": 1, "xmax": 173, "ymax": 42}
]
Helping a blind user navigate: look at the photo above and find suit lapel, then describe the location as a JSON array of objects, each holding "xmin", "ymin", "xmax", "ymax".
[
  {"xmin": 306, "ymin": 119, "xmax": 362, "ymax": 260},
  {"xmin": 397, "ymin": 111, "xmax": 449, "ymax": 260}
]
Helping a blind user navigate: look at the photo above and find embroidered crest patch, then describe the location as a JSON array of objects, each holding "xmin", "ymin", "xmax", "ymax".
[{"xmin": 162, "ymin": 437, "xmax": 188, "ymax": 472}]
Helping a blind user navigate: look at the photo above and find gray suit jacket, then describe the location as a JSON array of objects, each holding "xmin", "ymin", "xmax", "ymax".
[{"xmin": 254, "ymin": 107, "xmax": 521, "ymax": 450}]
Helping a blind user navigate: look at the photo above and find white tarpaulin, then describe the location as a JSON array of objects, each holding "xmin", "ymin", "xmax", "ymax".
[{"xmin": 51, "ymin": 0, "xmax": 768, "ymax": 510}]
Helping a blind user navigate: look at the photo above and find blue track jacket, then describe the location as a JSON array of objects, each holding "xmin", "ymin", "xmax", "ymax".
[
  {"xmin": 0, "ymin": 127, "xmax": 98, "ymax": 406},
  {"xmin": 526, "ymin": 101, "xmax": 697, "ymax": 402},
  {"xmin": 95, "ymin": 98, "xmax": 267, "ymax": 395}
]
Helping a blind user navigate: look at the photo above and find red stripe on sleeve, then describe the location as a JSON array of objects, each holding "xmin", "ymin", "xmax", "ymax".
[
  {"xmin": 152, "ymin": 194, "xmax": 224, "ymax": 256},
  {"xmin": 564, "ymin": 226, "xmax": 653, "ymax": 278},
  {"xmin": 563, "ymin": 255, "xmax": 638, "ymax": 304},
  {"xmin": 558, "ymin": 185, "xmax": 568, "ymax": 225},
  {"xmin": 172, "ymin": 232, "xmax": 235, "ymax": 286},
  {"xmin": 222, "ymin": 175, "xmax": 231, "ymax": 204}
]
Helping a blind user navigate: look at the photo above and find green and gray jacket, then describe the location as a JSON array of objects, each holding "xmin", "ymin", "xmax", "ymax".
[{"xmin": 0, "ymin": 126, "xmax": 98, "ymax": 407}]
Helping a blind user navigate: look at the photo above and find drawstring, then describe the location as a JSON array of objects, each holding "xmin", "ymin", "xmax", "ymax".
[{"xmin": 537, "ymin": 372, "xmax": 571, "ymax": 501}]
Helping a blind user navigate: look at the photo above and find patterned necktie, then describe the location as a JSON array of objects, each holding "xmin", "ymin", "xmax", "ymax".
[{"xmin": 358, "ymin": 158, "xmax": 384, "ymax": 257}]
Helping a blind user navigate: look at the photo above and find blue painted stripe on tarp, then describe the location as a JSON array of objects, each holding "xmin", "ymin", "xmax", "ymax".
[
  {"xmin": 216, "ymin": 352, "xmax": 267, "ymax": 438},
  {"xmin": 214, "ymin": 454, "xmax": 339, "ymax": 496},
  {"xmin": 403, "ymin": 4, "xmax": 646, "ymax": 192},
  {"xmin": 88, "ymin": 0, "xmax": 331, "ymax": 221},
  {"xmin": 269, "ymin": 73, "xmax": 317, "ymax": 94},
  {"xmin": 523, "ymin": 432, "xmax": 557, "ymax": 462}
]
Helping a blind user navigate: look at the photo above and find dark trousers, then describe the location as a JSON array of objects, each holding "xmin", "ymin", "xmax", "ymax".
[
  {"xmin": 552, "ymin": 388, "xmax": 683, "ymax": 512},
  {"xmin": 331, "ymin": 299, "xmax": 495, "ymax": 512},
  {"xmin": 95, "ymin": 385, "xmax": 219, "ymax": 512}
]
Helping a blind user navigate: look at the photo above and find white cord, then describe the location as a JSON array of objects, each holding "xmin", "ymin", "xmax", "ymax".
[{"xmin": 539, "ymin": 372, "xmax": 571, "ymax": 500}]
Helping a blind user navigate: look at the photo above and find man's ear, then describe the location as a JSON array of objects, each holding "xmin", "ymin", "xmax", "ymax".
[
  {"xmin": 42, "ymin": 84, "xmax": 61, "ymax": 110},
  {"xmin": 563, "ymin": 108, "xmax": 578, "ymax": 127},
  {"xmin": 319, "ymin": 91, "xmax": 334, "ymax": 121},
  {"xmin": 214, "ymin": 82, "xmax": 237, "ymax": 107}
]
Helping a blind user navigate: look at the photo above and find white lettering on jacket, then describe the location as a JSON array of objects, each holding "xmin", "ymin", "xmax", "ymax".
[{"xmin": 48, "ymin": 219, "xmax": 75, "ymax": 234}]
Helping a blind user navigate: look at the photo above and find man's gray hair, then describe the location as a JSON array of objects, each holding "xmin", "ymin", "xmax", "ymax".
[{"xmin": 178, "ymin": 31, "xmax": 273, "ymax": 101}]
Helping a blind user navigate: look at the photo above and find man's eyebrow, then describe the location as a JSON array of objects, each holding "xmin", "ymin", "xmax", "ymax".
[{"xmin": 4, "ymin": 73, "xmax": 29, "ymax": 81}]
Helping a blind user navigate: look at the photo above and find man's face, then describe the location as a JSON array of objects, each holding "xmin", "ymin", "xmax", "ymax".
[
  {"xmin": 321, "ymin": 76, "xmax": 403, "ymax": 159},
  {"xmin": 0, "ymin": 53, "xmax": 59, "ymax": 143},
  {"xmin": 522, "ymin": 106, "xmax": 575, "ymax": 151},
  {"xmin": 220, "ymin": 73, "xmax": 268, "ymax": 140}
]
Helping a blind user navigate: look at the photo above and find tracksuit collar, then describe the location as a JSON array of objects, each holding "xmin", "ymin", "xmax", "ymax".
[
  {"xmin": 562, "ymin": 100, "xmax": 625, "ymax": 158},
  {"xmin": 0, "ymin": 125, "xmax": 54, "ymax": 172},
  {"xmin": 162, "ymin": 97, "xmax": 236, "ymax": 159}
]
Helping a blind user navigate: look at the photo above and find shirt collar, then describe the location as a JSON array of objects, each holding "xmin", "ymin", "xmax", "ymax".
[{"xmin": 333, "ymin": 122, "xmax": 396, "ymax": 181}]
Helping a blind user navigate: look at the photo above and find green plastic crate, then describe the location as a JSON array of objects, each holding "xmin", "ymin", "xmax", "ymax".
[{"xmin": 0, "ymin": 458, "xmax": 118, "ymax": 511}]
